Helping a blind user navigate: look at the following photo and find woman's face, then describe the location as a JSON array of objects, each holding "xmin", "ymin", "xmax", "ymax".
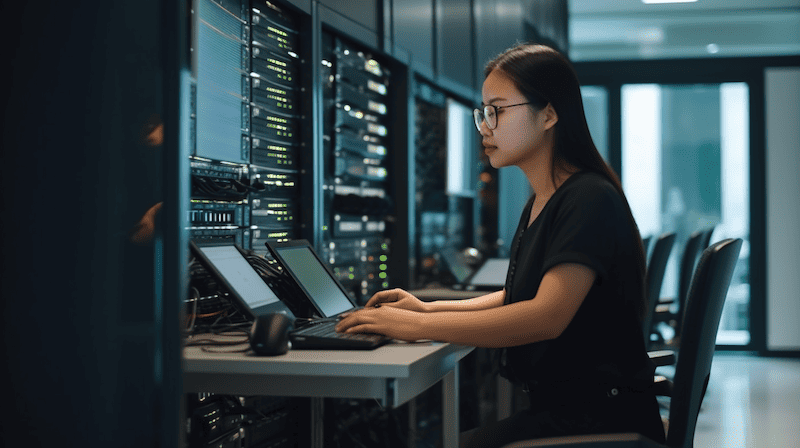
[{"xmin": 479, "ymin": 70, "xmax": 554, "ymax": 170}]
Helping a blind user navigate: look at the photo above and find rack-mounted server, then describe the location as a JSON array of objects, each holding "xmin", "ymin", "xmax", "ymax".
[
  {"xmin": 247, "ymin": 0, "xmax": 304, "ymax": 257},
  {"xmin": 321, "ymin": 33, "xmax": 394, "ymax": 304},
  {"xmin": 189, "ymin": 0, "xmax": 306, "ymax": 255}
]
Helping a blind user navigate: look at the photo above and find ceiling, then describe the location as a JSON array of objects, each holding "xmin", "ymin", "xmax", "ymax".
[{"xmin": 568, "ymin": 0, "xmax": 800, "ymax": 61}]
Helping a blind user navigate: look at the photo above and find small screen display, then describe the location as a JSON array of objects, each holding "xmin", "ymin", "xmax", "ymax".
[
  {"xmin": 275, "ymin": 246, "xmax": 353, "ymax": 317},
  {"xmin": 199, "ymin": 245, "xmax": 281, "ymax": 311}
]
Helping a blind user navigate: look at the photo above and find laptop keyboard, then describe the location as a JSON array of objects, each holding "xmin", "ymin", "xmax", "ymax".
[{"xmin": 290, "ymin": 320, "xmax": 389, "ymax": 350}]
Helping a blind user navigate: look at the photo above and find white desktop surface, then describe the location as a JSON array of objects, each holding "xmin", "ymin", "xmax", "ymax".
[{"xmin": 184, "ymin": 339, "xmax": 472, "ymax": 405}]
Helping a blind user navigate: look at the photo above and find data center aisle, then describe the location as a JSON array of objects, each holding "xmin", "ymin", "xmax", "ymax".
[{"xmin": 674, "ymin": 354, "xmax": 800, "ymax": 447}]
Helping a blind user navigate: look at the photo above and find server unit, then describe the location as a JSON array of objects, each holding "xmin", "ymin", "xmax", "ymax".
[
  {"xmin": 190, "ymin": 0, "xmax": 253, "ymax": 247},
  {"xmin": 247, "ymin": 1, "xmax": 305, "ymax": 257},
  {"xmin": 189, "ymin": 0, "xmax": 306, "ymax": 255},
  {"xmin": 320, "ymin": 33, "xmax": 394, "ymax": 304},
  {"xmin": 186, "ymin": 394, "xmax": 306, "ymax": 448}
]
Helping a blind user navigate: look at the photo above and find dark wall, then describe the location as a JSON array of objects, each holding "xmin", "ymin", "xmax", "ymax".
[{"xmin": 1, "ymin": 1, "xmax": 185, "ymax": 446}]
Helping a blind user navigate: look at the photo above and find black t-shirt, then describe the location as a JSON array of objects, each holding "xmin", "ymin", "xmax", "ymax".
[{"xmin": 500, "ymin": 171, "xmax": 654, "ymax": 390}]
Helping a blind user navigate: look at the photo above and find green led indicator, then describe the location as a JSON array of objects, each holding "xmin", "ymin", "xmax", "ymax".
[
  {"xmin": 379, "ymin": 255, "xmax": 387, "ymax": 262},
  {"xmin": 379, "ymin": 272, "xmax": 387, "ymax": 279}
]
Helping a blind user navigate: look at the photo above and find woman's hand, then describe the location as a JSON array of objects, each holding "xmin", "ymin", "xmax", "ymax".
[
  {"xmin": 365, "ymin": 288, "xmax": 429, "ymax": 313},
  {"xmin": 335, "ymin": 306, "xmax": 425, "ymax": 342}
]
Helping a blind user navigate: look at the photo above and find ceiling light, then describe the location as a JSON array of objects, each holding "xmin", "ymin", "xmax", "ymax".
[{"xmin": 642, "ymin": 0, "xmax": 698, "ymax": 4}]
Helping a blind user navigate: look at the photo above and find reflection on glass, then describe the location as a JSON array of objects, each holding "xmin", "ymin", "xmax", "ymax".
[{"xmin": 622, "ymin": 82, "xmax": 750, "ymax": 345}]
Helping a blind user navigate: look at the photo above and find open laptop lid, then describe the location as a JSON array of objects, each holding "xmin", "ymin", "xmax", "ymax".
[
  {"xmin": 438, "ymin": 247, "xmax": 473, "ymax": 284},
  {"xmin": 266, "ymin": 239, "xmax": 357, "ymax": 318},
  {"xmin": 190, "ymin": 240, "xmax": 294, "ymax": 319},
  {"xmin": 463, "ymin": 258, "xmax": 509, "ymax": 290}
]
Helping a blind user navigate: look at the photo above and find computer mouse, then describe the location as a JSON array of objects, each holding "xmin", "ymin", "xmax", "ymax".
[{"xmin": 250, "ymin": 313, "xmax": 293, "ymax": 356}]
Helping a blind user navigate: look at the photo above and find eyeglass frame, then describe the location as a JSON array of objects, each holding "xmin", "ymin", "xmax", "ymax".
[{"xmin": 473, "ymin": 101, "xmax": 535, "ymax": 132}]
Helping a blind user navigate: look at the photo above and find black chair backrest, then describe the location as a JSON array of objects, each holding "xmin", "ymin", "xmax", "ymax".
[
  {"xmin": 700, "ymin": 226, "xmax": 715, "ymax": 251},
  {"xmin": 675, "ymin": 231, "xmax": 706, "ymax": 324},
  {"xmin": 642, "ymin": 232, "xmax": 676, "ymax": 342},
  {"xmin": 668, "ymin": 238, "xmax": 743, "ymax": 448}
]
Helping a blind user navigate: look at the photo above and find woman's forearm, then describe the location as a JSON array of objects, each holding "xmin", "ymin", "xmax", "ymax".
[
  {"xmin": 424, "ymin": 290, "xmax": 505, "ymax": 312},
  {"xmin": 417, "ymin": 299, "xmax": 559, "ymax": 347}
]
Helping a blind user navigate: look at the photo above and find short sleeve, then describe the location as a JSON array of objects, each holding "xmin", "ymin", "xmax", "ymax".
[{"xmin": 540, "ymin": 179, "xmax": 625, "ymax": 284}]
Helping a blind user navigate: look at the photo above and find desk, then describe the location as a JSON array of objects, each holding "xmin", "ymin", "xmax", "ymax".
[{"xmin": 184, "ymin": 339, "xmax": 474, "ymax": 448}]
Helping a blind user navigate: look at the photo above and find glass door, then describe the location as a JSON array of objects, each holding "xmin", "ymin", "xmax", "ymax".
[{"xmin": 621, "ymin": 82, "xmax": 751, "ymax": 345}]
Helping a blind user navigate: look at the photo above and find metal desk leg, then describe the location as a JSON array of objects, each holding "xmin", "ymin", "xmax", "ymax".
[
  {"xmin": 310, "ymin": 397, "xmax": 324, "ymax": 448},
  {"xmin": 442, "ymin": 364, "xmax": 459, "ymax": 448}
]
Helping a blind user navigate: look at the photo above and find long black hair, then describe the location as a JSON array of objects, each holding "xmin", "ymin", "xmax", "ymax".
[{"xmin": 485, "ymin": 43, "xmax": 649, "ymax": 323}]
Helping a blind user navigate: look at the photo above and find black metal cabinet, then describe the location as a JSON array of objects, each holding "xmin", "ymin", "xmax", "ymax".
[
  {"xmin": 473, "ymin": 0, "xmax": 525, "ymax": 92},
  {"xmin": 436, "ymin": 0, "xmax": 475, "ymax": 97},
  {"xmin": 392, "ymin": 0, "xmax": 436, "ymax": 79},
  {"xmin": 1, "ymin": 1, "xmax": 185, "ymax": 446},
  {"xmin": 318, "ymin": 0, "xmax": 379, "ymax": 33}
]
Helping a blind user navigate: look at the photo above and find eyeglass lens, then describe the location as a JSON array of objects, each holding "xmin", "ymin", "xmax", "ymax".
[{"xmin": 473, "ymin": 106, "xmax": 496, "ymax": 132}]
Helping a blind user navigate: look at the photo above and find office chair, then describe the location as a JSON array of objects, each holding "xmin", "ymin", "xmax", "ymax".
[
  {"xmin": 642, "ymin": 232, "xmax": 676, "ymax": 350},
  {"xmin": 653, "ymin": 227, "xmax": 716, "ymax": 350},
  {"xmin": 500, "ymin": 238, "xmax": 743, "ymax": 448},
  {"xmin": 699, "ymin": 227, "xmax": 714, "ymax": 252},
  {"xmin": 650, "ymin": 230, "xmax": 706, "ymax": 348}
]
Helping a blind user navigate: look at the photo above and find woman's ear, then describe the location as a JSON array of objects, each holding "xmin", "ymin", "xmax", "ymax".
[{"xmin": 542, "ymin": 103, "xmax": 558, "ymax": 130}]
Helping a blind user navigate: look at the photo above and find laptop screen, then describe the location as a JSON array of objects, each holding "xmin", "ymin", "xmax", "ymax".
[
  {"xmin": 271, "ymin": 245, "xmax": 354, "ymax": 318},
  {"xmin": 468, "ymin": 258, "xmax": 509, "ymax": 287},
  {"xmin": 195, "ymin": 244, "xmax": 283, "ymax": 314}
]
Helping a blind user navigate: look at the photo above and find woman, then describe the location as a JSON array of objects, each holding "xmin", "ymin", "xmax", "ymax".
[{"xmin": 336, "ymin": 43, "xmax": 666, "ymax": 446}]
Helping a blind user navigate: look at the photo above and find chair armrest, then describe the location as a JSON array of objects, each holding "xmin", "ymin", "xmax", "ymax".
[
  {"xmin": 655, "ymin": 304, "xmax": 672, "ymax": 314},
  {"xmin": 652, "ymin": 375, "xmax": 673, "ymax": 397},
  {"xmin": 502, "ymin": 433, "xmax": 664, "ymax": 448},
  {"xmin": 648, "ymin": 349, "xmax": 675, "ymax": 367}
]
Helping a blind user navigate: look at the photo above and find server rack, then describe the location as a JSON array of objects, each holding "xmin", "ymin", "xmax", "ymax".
[
  {"xmin": 190, "ymin": 0, "xmax": 254, "ymax": 249},
  {"xmin": 189, "ymin": 0, "xmax": 307, "ymax": 256},
  {"xmin": 319, "ymin": 32, "xmax": 395, "ymax": 304},
  {"xmin": 247, "ymin": 1, "xmax": 308, "ymax": 256},
  {"xmin": 186, "ymin": 1, "xmax": 310, "ymax": 445}
]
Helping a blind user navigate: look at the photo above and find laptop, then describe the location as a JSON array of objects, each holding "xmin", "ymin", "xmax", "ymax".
[
  {"xmin": 438, "ymin": 247, "xmax": 474, "ymax": 285},
  {"xmin": 441, "ymin": 251, "xmax": 509, "ymax": 291},
  {"xmin": 189, "ymin": 240, "xmax": 295, "ymax": 320},
  {"xmin": 266, "ymin": 239, "xmax": 391, "ymax": 350},
  {"xmin": 464, "ymin": 258, "xmax": 509, "ymax": 290}
]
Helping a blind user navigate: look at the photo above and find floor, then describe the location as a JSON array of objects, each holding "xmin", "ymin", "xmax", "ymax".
[{"xmin": 657, "ymin": 354, "xmax": 800, "ymax": 448}]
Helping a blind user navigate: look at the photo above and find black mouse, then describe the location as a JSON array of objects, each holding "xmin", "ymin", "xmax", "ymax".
[{"xmin": 250, "ymin": 312, "xmax": 293, "ymax": 356}]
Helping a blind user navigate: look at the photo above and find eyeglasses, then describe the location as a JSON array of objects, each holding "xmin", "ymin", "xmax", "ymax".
[{"xmin": 473, "ymin": 102, "xmax": 534, "ymax": 132}]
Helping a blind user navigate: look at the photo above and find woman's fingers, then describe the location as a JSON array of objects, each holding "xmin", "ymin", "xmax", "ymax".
[
  {"xmin": 335, "ymin": 308, "xmax": 374, "ymax": 332},
  {"xmin": 365, "ymin": 288, "xmax": 404, "ymax": 308}
]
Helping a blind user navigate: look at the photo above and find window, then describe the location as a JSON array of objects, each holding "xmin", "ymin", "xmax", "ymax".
[{"xmin": 621, "ymin": 82, "xmax": 751, "ymax": 345}]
